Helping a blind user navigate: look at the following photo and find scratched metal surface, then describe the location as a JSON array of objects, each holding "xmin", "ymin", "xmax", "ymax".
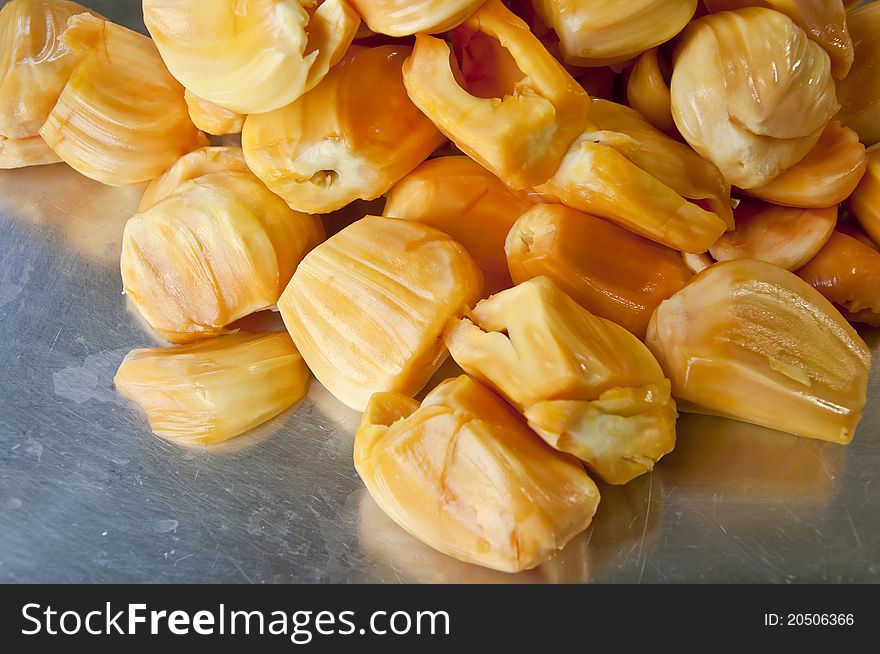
[{"xmin": 1, "ymin": 0, "xmax": 879, "ymax": 584}]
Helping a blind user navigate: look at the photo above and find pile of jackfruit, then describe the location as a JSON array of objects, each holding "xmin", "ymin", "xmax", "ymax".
[{"xmin": 2, "ymin": 0, "xmax": 879, "ymax": 573}]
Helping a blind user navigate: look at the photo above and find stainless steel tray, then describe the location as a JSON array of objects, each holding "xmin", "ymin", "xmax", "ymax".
[{"xmin": 1, "ymin": 0, "xmax": 878, "ymax": 583}]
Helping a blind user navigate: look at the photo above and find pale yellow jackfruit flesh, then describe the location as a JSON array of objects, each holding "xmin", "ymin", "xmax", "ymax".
[
  {"xmin": 184, "ymin": 90, "xmax": 244, "ymax": 137},
  {"xmin": 278, "ymin": 216, "xmax": 483, "ymax": 411},
  {"xmin": 797, "ymin": 230, "xmax": 880, "ymax": 327},
  {"xmin": 383, "ymin": 155, "xmax": 535, "ymax": 295},
  {"xmin": 0, "ymin": 133, "xmax": 60, "ymax": 168},
  {"xmin": 703, "ymin": 0, "xmax": 853, "ymax": 79},
  {"xmin": 646, "ymin": 259, "xmax": 870, "ymax": 444},
  {"xmin": 505, "ymin": 203, "xmax": 693, "ymax": 339},
  {"xmin": 354, "ymin": 375, "xmax": 600, "ymax": 572},
  {"xmin": 243, "ymin": 45, "xmax": 444, "ymax": 214},
  {"xmin": 114, "ymin": 332, "xmax": 309, "ymax": 445},
  {"xmin": 532, "ymin": 0, "xmax": 697, "ymax": 66},
  {"xmin": 39, "ymin": 13, "xmax": 208, "ymax": 186},
  {"xmin": 349, "ymin": 0, "xmax": 486, "ymax": 36},
  {"xmin": 121, "ymin": 170, "xmax": 325, "ymax": 344},
  {"xmin": 671, "ymin": 8, "xmax": 839, "ymax": 189},
  {"xmin": 143, "ymin": 0, "xmax": 360, "ymax": 114},
  {"xmin": 446, "ymin": 276, "xmax": 678, "ymax": 484},
  {"xmin": 746, "ymin": 121, "xmax": 867, "ymax": 208},
  {"xmin": 533, "ymin": 98, "xmax": 733, "ymax": 253},
  {"xmin": 850, "ymin": 147, "xmax": 880, "ymax": 244},
  {"xmin": 836, "ymin": 1, "xmax": 880, "ymax": 146},
  {"xmin": 0, "ymin": 0, "xmax": 93, "ymax": 168},
  {"xmin": 626, "ymin": 47, "xmax": 676, "ymax": 136},
  {"xmin": 401, "ymin": 0, "xmax": 590, "ymax": 189},
  {"xmin": 709, "ymin": 199, "xmax": 837, "ymax": 271},
  {"xmin": 138, "ymin": 146, "xmax": 250, "ymax": 213}
]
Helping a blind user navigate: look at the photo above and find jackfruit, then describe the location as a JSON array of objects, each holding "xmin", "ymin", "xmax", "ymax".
[
  {"xmin": 505, "ymin": 204, "xmax": 692, "ymax": 338},
  {"xmin": 402, "ymin": 0, "xmax": 589, "ymax": 189},
  {"xmin": 143, "ymin": 0, "xmax": 360, "ymax": 114},
  {"xmin": 446, "ymin": 277, "xmax": 678, "ymax": 484},
  {"xmin": 121, "ymin": 170, "xmax": 324, "ymax": 343},
  {"xmin": 670, "ymin": 8, "xmax": 839, "ymax": 189},
  {"xmin": 354, "ymin": 375, "xmax": 600, "ymax": 572},
  {"xmin": 115, "ymin": 332, "xmax": 309, "ymax": 445},
  {"xmin": 243, "ymin": 45, "xmax": 444, "ymax": 214},
  {"xmin": 646, "ymin": 259, "xmax": 870, "ymax": 444},
  {"xmin": 709, "ymin": 199, "xmax": 837, "ymax": 270},
  {"xmin": 533, "ymin": 98, "xmax": 733, "ymax": 253},
  {"xmin": 278, "ymin": 216, "xmax": 482, "ymax": 411},
  {"xmin": 384, "ymin": 156, "xmax": 534, "ymax": 295},
  {"xmin": 39, "ymin": 13, "xmax": 208, "ymax": 186}
]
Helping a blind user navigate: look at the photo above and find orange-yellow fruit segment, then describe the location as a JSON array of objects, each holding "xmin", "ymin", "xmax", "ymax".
[
  {"xmin": 143, "ymin": 0, "xmax": 360, "ymax": 114},
  {"xmin": 533, "ymin": 99, "xmax": 732, "ymax": 253},
  {"xmin": 709, "ymin": 199, "xmax": 837, "ymax": 270},
  {"xmin": 121, "ymin": 171, "xmax": 324, "ymax": 344},
  {"xmin": 278, "ymin": 216, "xmax": 482, "ymax": 411},
  {"xmin": 39, "ymin": 13, "xmax": 208, "ymax": 186},
  {"xmin": 850, "ymin": 146, "xmax": 880, "ymax": 244},
  {"xmin": 626, "ymin": 47, "xmax": 676, "ymax": 136},
  {"xmin": 747, "ymin": 122, "xmax": 866, "ymax": 208},
  {"xmin": 532, "ymin": 0, "xmax": 697, "ymax": 66},
  {"xmin": 446, "ymin": 277, "xmax": 677, "ymax": 484},
  {"xmin": 671, "ymin": 8, "xmax": 839, "ymax": 189},
  {"xmin": 349, "ymin": 0, "xmax": 486, "ymax": 36},
  {"xmin": 0, "ymin": 0, "xmax": 94, "ymax": 143},
  {"xmin": 0, "ymin": 134, "xmax": 61, "ymax": 168},
  {"xmin": 184, "ymin": 90, "xmax": 244, "ymax": 137},
  {"xmin": 646, "ymin": 259, "xmax": 870, "ymax": 444},
  {"xmin": 354, "ymin": 375, "xmax": 600, "ymax": 572},
  {"xmin": 114, "ymin": 332, "xmax": 309, "ymax": 445},
  {"xmin": 243, "ymin": 45, "xmax": 443, "ymax": 214},
  {"xmin": 401, "ymin": 0, "xmax": 589, "ymax": 189},
  {"xmin": 138, "ymin": 146, "xmax": 250, "ymax": 212},
  {"xmin": 835, "ymin": 1, "xmax": 880, "ymax": 146},
  {"xmin": 703, "ymin": 0, "xmax": 853, "ymax": 79},
  {"xmin": 797, "ymin": 230, "xmax": 880, "ymax": 326},
  {"xmin": 384, "ymin": 156, "xmax": 534, "ymax": 295},
  {"xmin": 505, "ymin": 204, "xmax": 692, "ymax": 338}
]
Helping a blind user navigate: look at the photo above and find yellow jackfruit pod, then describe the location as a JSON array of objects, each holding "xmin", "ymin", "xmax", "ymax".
[
  {"xmin": 646, "ymin": 259, "xmax": 871, "ymax": 444},
  {"xmin": 278, "ymin": 216, "xmax": 482, "ymax": 411},
  {"xmin": 121, "ymin": 171, "xmax": 324, "ymax": 344},
  {"xmin": 747, "ymin": 122, "xmax": 866, "ymax": 208},
  {"xmin": 709, "ymin": 199, "xmax": 837, "ymax": 270},
  {"xmin": 115, "ymin": 332, "xmax": 309, "ymax": 445},
  {"xmin": 0, "ymin": 134, "xmax": 60, "ymax": 169},
  {"xmin": 797, "ymin": 230, "xmax": 880, "ymax": 326},
  {"xmin": 836, "ymin": 2, "xmax": 880, "ymax": 147},
  {"xmin": 505, "ymin": 204, "xmax": 692, "ymax": 338},
  {"xmin": 384, "ymin": 156, "xmax": 534, "ymax": 295},
  {"xmin": 39, "ymin": 13, "xmax": 207, "ymax": 186},
  {"xmin": 349, "ymin": 0, "xmax": 486, "ymax": 36},
  {"xmin": 354, "ymin": 375, "xmax": 600, "ymax": 572},
  {"xmin": 446, "ymin": 277, "xmax": 678, "ymax": 484},
  {"xmin": 703, "ymin": 1, "xmax": 853, "ymax": 79},
  {"xmin": 184, "ymin": 90, "xmax": 244, "ymax": 137},
  {"xmin": 243, "ymin": 45, "xmax": 444, "ymax": 215},
  {"xmin": 671, "ymin": 8, "xmax": 839, "ymax": 189},
  {"xmin": 531, "ymin": 0, "xmax": 697, "ymax": 67},
  {"xmin": 626, "ymin": 47, "xmax": 676, "ymax": 136},
  {"xmin": 402, "ymin": 0, "xmax": 590, "ymax": 189},
  {"xmin": 138, "ymin": 146, "xmax": 250, "ymax": 212},
  {"xmin": 143, "ymin": 0, "xmax": 360, "ymax": 115},
  {"xmin": 850, "ymin": 146, "xmax": 880, "ymax": 243},
  {"xmin": 533, "ymin": 99, "xmax": 733, "ymax": 253},
  {"xmin": 0, "ymin": 0, "xmax": 95, "ymax": 168},
  {"xmin": 681, "ymin": 251, "xmax": 714, "ymax": 274}
]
